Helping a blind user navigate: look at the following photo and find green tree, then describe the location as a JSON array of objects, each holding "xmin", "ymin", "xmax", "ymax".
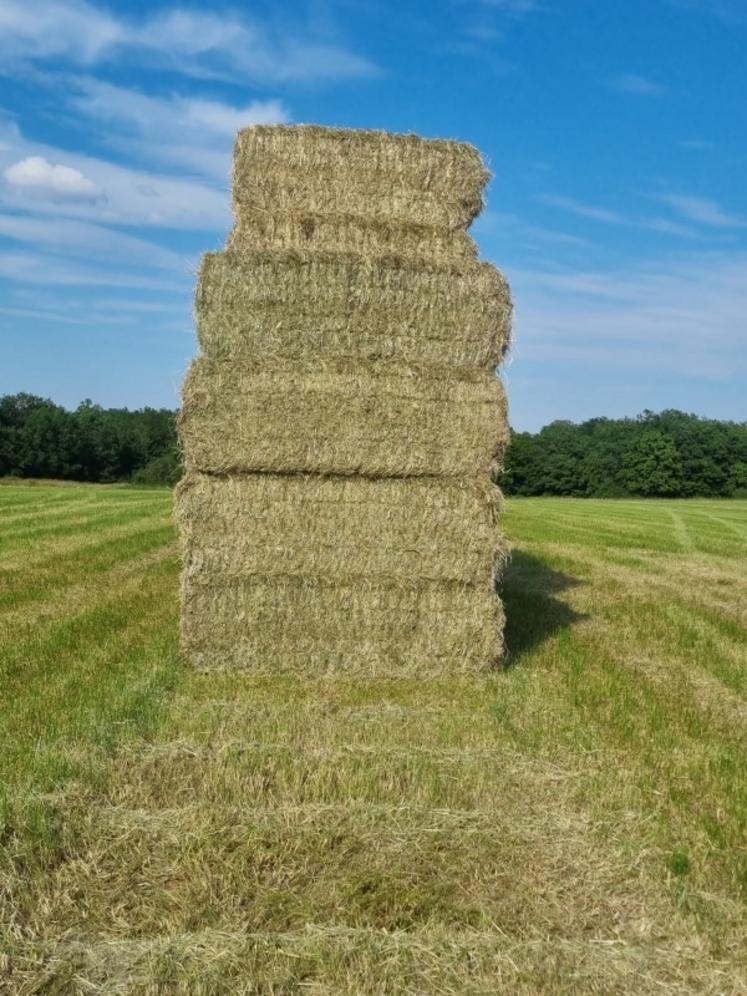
[
  {"xmin": 728, "ymin": 462, "xmax": 747, "ymax": 496},
  {"xmin": 622, "ymin": 431, "xmax": 684, "ymax": 497},
  {"xmin": 0, "ymin": 393, "xmax": 179, "ymax": 484},
  {"xmin": 132, "ymin": 449, "xmax": 182, "ymax": 486}
]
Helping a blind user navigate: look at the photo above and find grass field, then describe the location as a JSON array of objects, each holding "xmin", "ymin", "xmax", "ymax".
[{"xmin": 0, "ymin": 483, "xmax": 745, "ymax": 994}]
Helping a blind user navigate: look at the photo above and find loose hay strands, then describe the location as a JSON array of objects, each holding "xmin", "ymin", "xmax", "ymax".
[
  {"xmin": 180, "ymin": 575, "xmax": 505, "ymax": 674},
  {"xmin": 226, "ymin": 212, "xmax": 480, "ymax": 263},
  {"xmin": 178, "ymin": 358, "xmax": 509, "ymax": 479},
  {"xmin": 175, "ymin": 472, "xmax": 507, "ymax": 585},
  {"xmin": 197, "ymin": 250, "xmax": 512, "ymax": 369},
  {"xmin": 232, "ymin": 125, "xmax": 490, "ymax": 231}
]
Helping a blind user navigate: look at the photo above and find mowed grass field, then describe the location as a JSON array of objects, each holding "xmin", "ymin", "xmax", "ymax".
[{"xmin": 0, "ymin": 483, "xmax": 745, "ymax": 995}]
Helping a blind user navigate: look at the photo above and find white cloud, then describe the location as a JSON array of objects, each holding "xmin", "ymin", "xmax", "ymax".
[
  {"xmin": 0, "ymin": 0, "xmax": 375, "ymax": 83},
  {"xmin": 4, "ymin": 156, "xmax": 102, "ymax": 200},
  {"xmin": 69, "ymin": 79, "xmax": 289, "ymax": 179},
  {"xmin": 608, "ymin": 73, "xmax": 665, "ymax": 95},
  {"xmin": 656, "ymin": 193, "xmax": 744, "ymax": 227},
  {"xmin": 0, "ymin": 121, "xmax": 229, "ymax": 231},
  {"xmin": 537, "ymin": 194, "xmax": 626, "ymax": 225}
]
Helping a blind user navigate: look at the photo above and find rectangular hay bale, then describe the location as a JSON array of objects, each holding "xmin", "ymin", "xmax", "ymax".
[
  {"xmin": 180, "ymin": 575, "xmax": 504, "ymax": 675},
  {"xmin": 175, "ymin": 472, "xmax": 506, "ymax": 585},
  {"xmin": 197, "ymin": 250, "xmax": 511, "ymax": 369},
  {"xmin": 178, "ymin": 358, "xmax": 509, "ymax": 479},
  {"xmin": 232, "ymin": 125, "xmax": 489, "ymax": 231}
]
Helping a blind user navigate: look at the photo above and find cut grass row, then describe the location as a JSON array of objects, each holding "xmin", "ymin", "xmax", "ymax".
[{"xmin": 0, "ymin": 484, "xmax": 745, "ymax": 993}]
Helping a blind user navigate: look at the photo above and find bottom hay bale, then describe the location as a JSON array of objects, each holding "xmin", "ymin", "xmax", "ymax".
[
  {"xmin": 175, "ymin": 473, "xmax": 506, "ymax": 585},
  {"xmin": 180, "ymin": 576, "xmax": 505, "ymax": 674}
]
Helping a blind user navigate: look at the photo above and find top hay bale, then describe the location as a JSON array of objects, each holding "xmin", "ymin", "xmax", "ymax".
[{"xmin": 231, "ymin": 125, "xmax": 490, "ymax": 234}]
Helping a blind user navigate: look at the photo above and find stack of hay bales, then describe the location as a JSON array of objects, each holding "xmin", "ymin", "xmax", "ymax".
[{"xmin": 176, "ymin": 125, "xmax": 512, "ymax": 673}]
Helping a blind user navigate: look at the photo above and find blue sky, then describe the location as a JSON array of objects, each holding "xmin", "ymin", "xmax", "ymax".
[{"xmin": 0, "ymin": 0, "xmax": 745, "ymax": 431}]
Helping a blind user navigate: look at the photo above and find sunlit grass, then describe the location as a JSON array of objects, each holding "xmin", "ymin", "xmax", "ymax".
[{"xmin": 0, "ymin": 485, "xmax": 744, "ymax": 993}]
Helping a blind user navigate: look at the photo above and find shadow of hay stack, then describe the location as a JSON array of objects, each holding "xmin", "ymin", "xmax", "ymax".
[
  {"xmin": 499, "ymin": 550, "xmax": 587, "ymax": 665},
  {"xmin": 176, "ymin": 124, "xmax": 512, "ymax": 674}
]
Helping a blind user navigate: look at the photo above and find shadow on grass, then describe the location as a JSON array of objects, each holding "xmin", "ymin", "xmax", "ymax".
[{"xmin": 499, "ymin": 549, "xmax": 587, "ymax": 666}]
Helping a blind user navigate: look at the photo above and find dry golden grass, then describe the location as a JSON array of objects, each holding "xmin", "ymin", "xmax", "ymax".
[{"xmin": 1, "ymin": 486, "xmax": 745, "ymax": 994}]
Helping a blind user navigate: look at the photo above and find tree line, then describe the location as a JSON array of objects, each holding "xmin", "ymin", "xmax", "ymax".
[
  {"xmin": 0, "ymin": 394, "xmax": 180, "ymax": 486},
  {"xmin": 1, "ymin": 394, "xmax": 745, "ymax": 496},
  {"xmin": 502, "ymin": 409, "xmax": 747, "ymax": 497}
]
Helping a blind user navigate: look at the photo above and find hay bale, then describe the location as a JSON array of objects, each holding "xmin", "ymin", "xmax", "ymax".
[
  {"xmin": 180, "ymin": 575, "xmax": 504, "ymax": 674},
  {"xmin": 226, "ymin": 213, "xmax": 481, "ymax": 261},
  {"xmin": 176, "ymin": 124, "xmax": 510, "ymax": 673},
  {"xmin": 178, "ymin": 358, "xmax": 509, "ymax": 479},
  {"xmin": 232, "ymin": 125, "xmax": 489, "ymax": 232},
  {"xmin": 176, "ymin": 472, "xmax": 506, "ymax": 585},
  {"xmin": 197, "ymin": 250, "xmax": 512, "ymax": 369}
]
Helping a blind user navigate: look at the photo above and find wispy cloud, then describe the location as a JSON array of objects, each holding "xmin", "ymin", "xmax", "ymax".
[
  {"xmin": 68, "ymin": 79, "xmax": 289, "ymax": 179},
  {"xmin": 536, "ymin": 194, "xmax": 626, "ymax": 225},
  {"xmin": 0, "ymin": 283, "xmax": 189, "ymax": 330},
  {"xmin": 656, "ymin": 193, "xmax": 744, "ymax": 227},
  {"xmin": 476, "ymin": 210, "xmax": 590, "ymax": 249},
  {"xmin": 0, "ymin": 0, "xmax": 119, "ymax": 65},
  {"xmin": 642, "ymin": 217, "xmax": 700, "ymax": 239},
  {"xmin": 0, "ymin": 213, "xmax": 187, "ymax": 269},
  {"xmin": 508, "ymin": 252, "xmax": 747, "ymax": 380},
  {"xmin": 539, "ymin": 192, "xmax": 715, "ymax": 239},
  {"xmin": 608, "ymin": 73, "xmax": 665, "ymax": 95},
  {"xmin": 0, "ymin": 0, "xmax": 376, "ymax": 83},
  {"xmin": 668, "ymin": 0, "xmax": 747, "ymax": 24},
  {"xmin": 0, "ymin": 250, "xmax": 183, "ymax": 289}
]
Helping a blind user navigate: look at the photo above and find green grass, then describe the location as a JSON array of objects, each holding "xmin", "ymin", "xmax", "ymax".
[{"xmin": 0, "ymin": 484, "xmax": 745, "ymax": 994}]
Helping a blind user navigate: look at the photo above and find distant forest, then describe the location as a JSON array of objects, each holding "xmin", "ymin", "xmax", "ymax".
[
  {"xmin": 1, "ymin": 393, "xmax": 746, "ymax": 497},
  {"xmin": 0, "ymin": 394, "xmax": 180, "ymax": 487},
  {"xmin": 504, "ymin": 410, "xmax": 747, "ymax": 498}
]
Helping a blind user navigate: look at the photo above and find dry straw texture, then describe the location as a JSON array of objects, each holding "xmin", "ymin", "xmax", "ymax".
[
  {"xmin": 179, "ymin": 358, "xmax": 509, "ymax": 478},
  {"xmin": 226, "ymin": 213, "xmax": 480, "ymax": 262},
  {"xmin": 176, "ymin": 472, "xmax": 506, "ymax": 585},
  {"xmin": 181, "ymin": 575, "xmax": 504, "ymax": 674},
  {"xmin": 197, "ymin": 250, "xmax": 512, "ymax": 368},
  {"xmin": 232, "ymin": 125, "xmax": 490, "ymax": 231},
  {"xmin": 177, "ymin": 123, "xmax": 510, "ymax": 673}
]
